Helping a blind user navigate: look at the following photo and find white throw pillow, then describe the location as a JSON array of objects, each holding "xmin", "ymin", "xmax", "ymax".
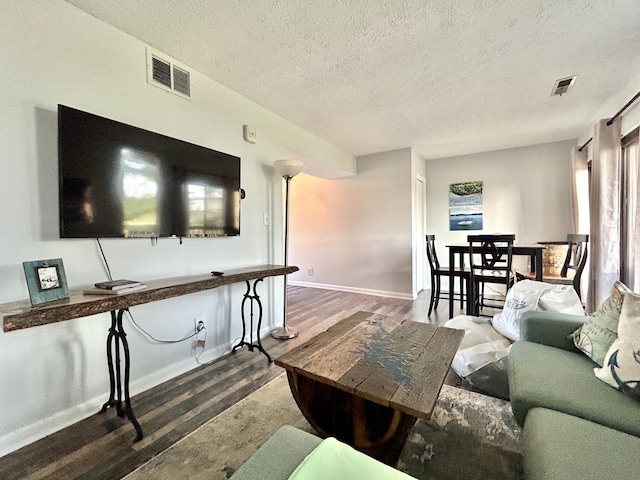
[{"xmin": 594, "ymin": 291, "xmax": 640, "ymax": 399}]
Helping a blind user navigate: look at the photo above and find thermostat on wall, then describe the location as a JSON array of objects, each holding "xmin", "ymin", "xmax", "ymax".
[{"xmin": 243, "ymin": 125, "xmax": 257, "ymax": 144}]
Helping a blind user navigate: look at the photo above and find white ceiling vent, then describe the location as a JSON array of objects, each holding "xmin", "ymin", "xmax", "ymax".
[
  {"xmin": 551, "ymin": 76, "xmax": 577, "ymax": 96},
  {"xmin": 171, "ymin": 66, "xmax": 191, "ymax": 97},
  {"xmin": 146, "ymin": 48, "xmax": 192, "ymax": 100}
]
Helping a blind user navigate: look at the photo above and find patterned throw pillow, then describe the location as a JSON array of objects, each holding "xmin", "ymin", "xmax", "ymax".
[
  {"xmin": 594, "ymin": 291, "xmax": 640, "ymax": 399},
  {"xmin": 571, "ymin": 281, "xmax": 631, "ymax": 366}
]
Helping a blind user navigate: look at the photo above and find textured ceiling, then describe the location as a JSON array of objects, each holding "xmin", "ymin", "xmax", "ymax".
[{"xmin": 64, "ymin": 0, "xmax": 640, "ymax": 159}]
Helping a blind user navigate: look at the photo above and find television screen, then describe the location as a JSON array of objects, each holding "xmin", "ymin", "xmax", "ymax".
[{"xmin": 58, "ymin": 105, "xmax": 241, "ymax": 238}]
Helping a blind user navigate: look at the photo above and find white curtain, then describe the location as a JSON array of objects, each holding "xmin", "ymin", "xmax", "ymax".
[
  {"xmin": 570, "ymin": 147, "xmax": 590, "ymax": 234},
  {"xmin": 587, "ymin": 118, "xmax": 622, "ymax": 313},
  {"xmin": 633, "ymin": 139, "xmax": 640, "ymax": 290},
  {"xmin": 570, "ymin": 146, "xmax": 590, "ymax": 301}
]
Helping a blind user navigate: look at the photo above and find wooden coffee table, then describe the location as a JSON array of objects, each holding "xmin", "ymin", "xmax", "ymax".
[{"xmin": 275, "ymin": 311, "xmax": 464, "ymax": 465}]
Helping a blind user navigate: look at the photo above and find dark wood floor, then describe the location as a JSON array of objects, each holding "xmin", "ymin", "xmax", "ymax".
[{"xmin": 0, "ymin": 286, "xmax": 475, "ymax": 480}]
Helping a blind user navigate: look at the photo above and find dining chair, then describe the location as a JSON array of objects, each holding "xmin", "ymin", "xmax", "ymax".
[
  {"xmin": 467, "ymin": 234, "xmax": 516, "ymax": 316},
  {"xmin": 425, "ymin": 235, "xmax": 469, "ymax": 316},
  {"xmin": 516, "ymin": 234, "xmax": 589, "ymax": 300}
]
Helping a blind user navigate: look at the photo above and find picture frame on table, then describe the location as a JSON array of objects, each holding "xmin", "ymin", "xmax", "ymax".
[{"xmin": 22, "ymin": 258, "xmax": 70, "ymax": 305}]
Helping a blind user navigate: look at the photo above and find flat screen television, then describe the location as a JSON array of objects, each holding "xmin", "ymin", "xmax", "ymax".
[{"xmin": 58, "ymin": 105, "xmax": 241, "ymax": 238}]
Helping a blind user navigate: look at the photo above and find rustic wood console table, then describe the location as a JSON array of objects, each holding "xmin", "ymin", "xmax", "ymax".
[{"xmin": 1, "ymin": 264, "xmax": 298, "ymax": 441}]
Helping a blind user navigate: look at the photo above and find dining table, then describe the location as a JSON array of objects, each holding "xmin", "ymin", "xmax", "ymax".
[{"xmin": 446, "ymin": 243, "xmax": 545, "ymax": 318}]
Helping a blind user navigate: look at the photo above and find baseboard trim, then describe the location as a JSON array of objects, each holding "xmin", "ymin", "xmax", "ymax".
[
  {"xmin": 0, "ymin": 343, "xmax": 229, "ymax": 457},
  {"xmin": 289, "ymin": 280, "xmax": 414, "ymax": 300}
]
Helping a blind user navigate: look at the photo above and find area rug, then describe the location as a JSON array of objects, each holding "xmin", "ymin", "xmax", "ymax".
[{"xmin": 124, "ymin": 374, "xmax": 522, "ymax": 480}]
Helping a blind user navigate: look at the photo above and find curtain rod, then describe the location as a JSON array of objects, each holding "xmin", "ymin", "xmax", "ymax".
[
  {"xmin": 577, "ymin": 89, "xmax": 640, "ymax": 152},
  {"xmin": 606, "ymin": 90, "xmax": 640, "ymax": 126},
  {"xmin": 577, "ymin": 137, "xmax": 592, "ymax": 152}
]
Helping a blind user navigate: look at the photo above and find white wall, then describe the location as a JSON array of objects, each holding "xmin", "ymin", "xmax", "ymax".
[
  {"xmin": 424, "ymin": 140, "xmax": 577, "ymax": 278},
  {"xmin": 411, "ymin": 150, "xmax": 428, "ymax": 296},
  {"xmin": 289, "ymin": 141, "xmax": 576, "ymax": 298},
  {"xmin": 0, "ymin": 1, "xmax": 355, "ymax": 455},
  {"xmin": 289, "ymin": 148, "xmax": 414, "ymax": 298}
]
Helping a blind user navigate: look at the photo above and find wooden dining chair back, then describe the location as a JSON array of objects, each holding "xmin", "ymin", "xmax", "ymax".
[
  {"xmin": 425, "ymin": 235, "xmax": 469, "ymax": 316},
  {"xmin": 558, "ymin": 234, "xmax": 589, "ymax": 298},
  {"xmin": 467, "ymin": 234, "xmax": 516, "ymax": 315},
  {"xmin": 515, "ymin": 234, "xmax": 589, "ymax": 301}
]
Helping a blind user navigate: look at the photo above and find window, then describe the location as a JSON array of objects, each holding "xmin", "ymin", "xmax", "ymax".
[{"xmin": 621, "ymin": 127, "xmax": 640, "ymax": 289}]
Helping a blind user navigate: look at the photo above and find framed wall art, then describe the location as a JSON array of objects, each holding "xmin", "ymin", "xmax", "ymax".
[
  {"xmin": 449, "ymin": 181, "xmax": 483, "ymax": 231},
  {"xmin": 22, "ymin": 258, "xmax": 70, "ymax": 305}
]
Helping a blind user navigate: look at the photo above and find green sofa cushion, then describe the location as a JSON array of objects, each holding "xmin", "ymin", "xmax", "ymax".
[
  {"xmin": 289, "ymin": 437, "xmax": 416, "ymax": 480},
  {"xmin": 519, "ymin": 311, "xmax": 586, "ymax": 352},
  {"xmin": 230, "ymin": 425, "xmax": 321, "ymax": 480},
  {"xmin": 508, "ymin": 341, "xmax": 640, "ymax": 437},
  {"xmin": 523, "ymin": 408, "xmax": 640, "ymax": 480}
]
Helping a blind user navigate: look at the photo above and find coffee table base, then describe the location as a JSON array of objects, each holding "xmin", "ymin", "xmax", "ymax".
[{"xmin": 286, "ymin": 370, "xmax": 417, "ymax": 465}]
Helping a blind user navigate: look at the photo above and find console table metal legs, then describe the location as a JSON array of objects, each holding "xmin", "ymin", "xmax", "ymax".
[
  {"xmin": 100, "ymin": 308, "xmax": 143, "ymax": 442},
  {"xmin": 232, "ymin": 278, "xmax": 272, "ymax": 362},
  {"xmin": 97, "ymin": 276, "xmax": 272, "ymax": 442}
]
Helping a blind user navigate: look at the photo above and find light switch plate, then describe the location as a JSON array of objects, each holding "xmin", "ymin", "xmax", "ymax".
[{"xmin": 243, "ymin": 125, "xmax": 257, "ymax": 144}]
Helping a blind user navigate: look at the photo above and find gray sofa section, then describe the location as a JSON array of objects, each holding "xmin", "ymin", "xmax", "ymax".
[
  {"xmin": 523, "ymin": 408, "xmax": 640, "ymax": 480},
  {"xmin": 508, "ymin": 311, "xmax": 640, "ymax": 479},
  {"xmin": 231, "ymin": 425, "xmax": 321, "ymax": 480}
]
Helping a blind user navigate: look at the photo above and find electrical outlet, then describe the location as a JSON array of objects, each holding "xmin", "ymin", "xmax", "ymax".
[
  {"xmin": 194, "ymin": 316, "xmax": 205, "ymax": 334},
  {"xmin": 195, "ymin": 339, "xmax": 206, "ymax": 348},
  {"xmin": 307, "ymin": 268, "xmax": 313, "ymax": 276}
]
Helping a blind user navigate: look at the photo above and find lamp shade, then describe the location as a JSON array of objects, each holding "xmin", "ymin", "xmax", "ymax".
[{"xmin": 273, "ymin": 159, "xmax": 303, "ymax": 178}]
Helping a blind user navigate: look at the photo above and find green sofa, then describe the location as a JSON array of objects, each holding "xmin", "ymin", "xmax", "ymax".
[
  {"xmin": 508, "ymin": 311, "xmax": 640, "ymax": 479},
  {"xmin": 231, "ymin": 425, "xmax": 416, "ymax": 480},
  {"xmin": 231, "ymin": 426, "xmax": 322, "ymax": 480}
]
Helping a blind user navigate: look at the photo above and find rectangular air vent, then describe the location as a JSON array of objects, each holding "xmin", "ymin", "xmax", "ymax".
[
  {"xmin": 152, "ymin": 56, "xmax": 172, "ymax": 88},
  {"xmin": 172, "ymin": 66, "xmax": 191, "ymax": 97},
  {"xmin": 551, "ymin": 76, "xmax": 577, "ymax": 96},
  {"xmin": 146, "ymin": 48, "xmax": 192, "ymax": 100}
]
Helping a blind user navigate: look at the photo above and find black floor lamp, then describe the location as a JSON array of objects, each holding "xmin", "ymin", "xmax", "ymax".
[{"xmin": 271, "ymin": 159, "xmax": 303, "ymax": 340}]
